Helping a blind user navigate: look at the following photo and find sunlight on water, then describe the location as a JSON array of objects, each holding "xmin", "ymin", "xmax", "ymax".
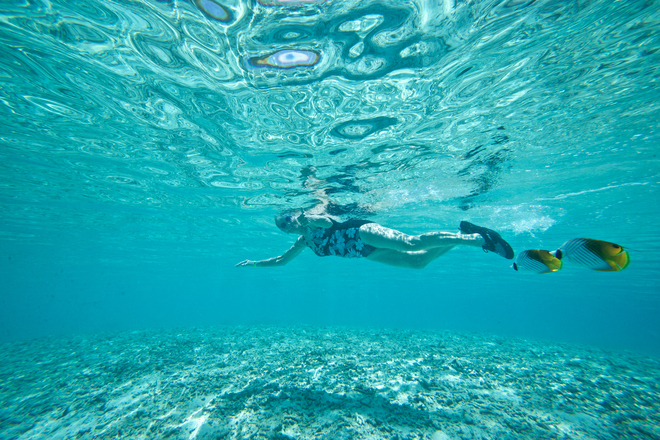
[
  {"xmin": 1, "ymin": 0, "xmax": 657, "ymax": 226},
  {"xmin": 0, "ymin": 0, "xmax": 659, "ymax": 437},
  {"xmin": 0, "ymin": 0, "xmax": 657, "ymax": 290}
]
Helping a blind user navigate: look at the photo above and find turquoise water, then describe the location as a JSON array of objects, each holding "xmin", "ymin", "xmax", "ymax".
[{"xmin": 1, "ymin": 0, "xmax": 660, "ymax": 437}]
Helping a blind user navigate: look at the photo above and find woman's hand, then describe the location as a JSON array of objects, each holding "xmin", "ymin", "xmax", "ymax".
[
  {"xmin": 298, "ymin": 212, "xmax": 310, "ymax": 227},
  {"xmin": 236, "ymin": 237, "xmax": 306, "ymax": 268}
]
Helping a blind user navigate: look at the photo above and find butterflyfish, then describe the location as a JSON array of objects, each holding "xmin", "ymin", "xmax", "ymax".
[
  {"xmin": 513, "ymin": 249, "xmax": 563, "ymax": 274},
  {"xmin": 555, "ymin": 238, "xmax": 630, "ymax": 272}
]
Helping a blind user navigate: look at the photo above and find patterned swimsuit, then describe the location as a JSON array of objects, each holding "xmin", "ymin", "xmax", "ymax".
[{"xmin": 303, "ymin": 219, "xmax": 376, "ymax": 258}]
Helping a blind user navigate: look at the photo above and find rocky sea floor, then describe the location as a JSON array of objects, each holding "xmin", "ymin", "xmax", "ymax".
[{"xmin": 0, "ymin": 326, "xmax": 659, "ymax": 440}]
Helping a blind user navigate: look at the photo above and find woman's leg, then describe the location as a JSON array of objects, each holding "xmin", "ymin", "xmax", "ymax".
[
  {"xmin": 365, "ymin": 247, "xmax": 455, "ymax": 269},
  {"xmin": 359, "ymin": 223, "xmax": 484, "ymax": 252}
]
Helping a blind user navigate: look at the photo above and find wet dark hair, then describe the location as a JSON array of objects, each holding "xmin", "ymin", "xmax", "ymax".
[{"xmin": 274, "ymin": 209, "xmax": 302, "ymax": 231}]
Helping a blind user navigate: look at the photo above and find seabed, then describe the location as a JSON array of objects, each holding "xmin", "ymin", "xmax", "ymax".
[{"xmin": 1, "ymin": 326, "xmax": 658, "ymax": 439}]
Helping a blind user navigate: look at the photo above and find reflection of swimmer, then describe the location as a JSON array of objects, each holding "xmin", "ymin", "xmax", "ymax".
[
  {"xmin": 513, "ymin": 238, "xmax": 630, "ymax": 273},
  {"xmin": 235, "ymin": 213, "xmax": 514, "ymax": 269}
]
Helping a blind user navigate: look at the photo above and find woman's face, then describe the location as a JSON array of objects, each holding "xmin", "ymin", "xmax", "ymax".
[{"xmin": 275, "ymin": 212, "xmax": 301, "ymax": 233}]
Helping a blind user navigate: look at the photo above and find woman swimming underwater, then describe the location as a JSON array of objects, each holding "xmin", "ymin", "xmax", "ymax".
[{"xmin": 236, "ymin": 211, "xmax": 514, "ymax": 269}]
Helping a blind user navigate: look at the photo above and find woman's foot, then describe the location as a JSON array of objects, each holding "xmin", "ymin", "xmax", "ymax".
[{"xmin": 459, "ymin": 221, "xmax": 514, "ymax": 259}]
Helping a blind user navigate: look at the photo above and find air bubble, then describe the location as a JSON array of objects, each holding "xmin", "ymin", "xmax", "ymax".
[
  {"xmin": 194, "ymin": 0, "xmax": 232, "ymax": 22},
  {"xmin": 247, "ymin": 49, "xmax": 320, "ymax": 69}
]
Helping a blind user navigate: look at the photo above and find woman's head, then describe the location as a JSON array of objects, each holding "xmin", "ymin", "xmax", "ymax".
[{"xmin": 274, "ymin": 209, "xmax": 302, "ymax": 233}]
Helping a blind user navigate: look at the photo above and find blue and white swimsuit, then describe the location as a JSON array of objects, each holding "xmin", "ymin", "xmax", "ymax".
[{"xmin": 303, "ymin": 219, "xmax": 376, "ymax": 258}]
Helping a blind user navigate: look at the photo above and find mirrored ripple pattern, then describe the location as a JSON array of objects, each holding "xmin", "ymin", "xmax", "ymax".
[{"xmin": 0, "ymin": 0, "xmax": 658, "ymax": 239}]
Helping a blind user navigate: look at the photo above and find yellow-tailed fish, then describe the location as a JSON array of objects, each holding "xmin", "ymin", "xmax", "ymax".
[
  {"xmin": 513, "ymin": 249, "xmax": 563, "ymax": 274},
  {"xmin": 556, "ymin": 238, "xmax": 630, "ymax": 271}
]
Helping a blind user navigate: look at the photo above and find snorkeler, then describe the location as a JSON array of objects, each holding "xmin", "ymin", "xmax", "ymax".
[{"xmin": 235, "ymin": 211, "xmax": 514, "ymax": 269}]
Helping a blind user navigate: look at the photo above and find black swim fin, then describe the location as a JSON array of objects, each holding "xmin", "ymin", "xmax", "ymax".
[{"xmin": 459, "ymin": 221, "xmax": 515, "ymax": 260}]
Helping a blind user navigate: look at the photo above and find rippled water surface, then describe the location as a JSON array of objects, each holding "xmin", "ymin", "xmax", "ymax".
[
  {"xmin": 1, "ymin": 0, "xmax": 660, "ymax": 438},
  {"xmin": 1, "ymin": 0, "xmax": 660, "ymax": 360}
]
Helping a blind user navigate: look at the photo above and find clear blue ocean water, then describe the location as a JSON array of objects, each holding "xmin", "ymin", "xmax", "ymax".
[{"xmin": 1, "ymin": 0, "xmax": 659, "ymax": 438}]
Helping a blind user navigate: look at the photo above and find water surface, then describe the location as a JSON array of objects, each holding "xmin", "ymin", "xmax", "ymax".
[{"xmin": 0, "ymin": 0, "xmax": 659, "ymax": 437}]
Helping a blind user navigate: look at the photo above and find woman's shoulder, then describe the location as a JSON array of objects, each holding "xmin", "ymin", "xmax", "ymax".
[
  {"xmin": 338, "ymin": 218, "xmax": 374, "ymax": 228},
  {"xmin": 303, "ymin": 214, "xmax": 333, "ymax": 229}
]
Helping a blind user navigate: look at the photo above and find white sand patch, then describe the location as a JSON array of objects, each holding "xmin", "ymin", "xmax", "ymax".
[{"xmin": 1, "ymin": 327, "xmax": 659, "ymax": 439}]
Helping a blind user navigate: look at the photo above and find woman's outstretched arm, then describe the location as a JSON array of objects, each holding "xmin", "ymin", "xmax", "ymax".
[{"xmin": 235, "ymin": 236, "xmax": 307, "ymax": 267}]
